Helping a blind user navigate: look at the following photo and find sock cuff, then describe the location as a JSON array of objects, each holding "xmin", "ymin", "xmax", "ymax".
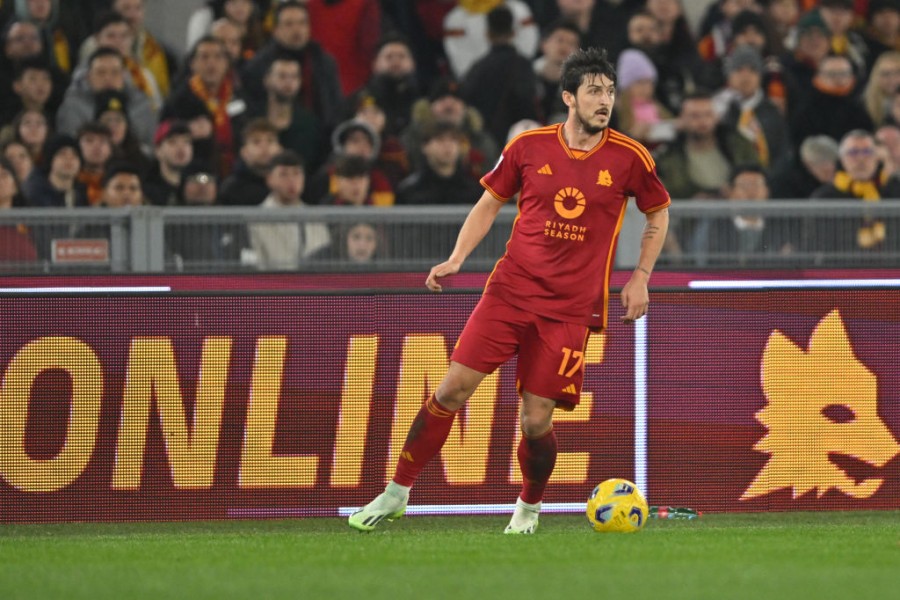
[{"xmin": 425, "ymin": 395, "xmax": 456, "ymax": 418}]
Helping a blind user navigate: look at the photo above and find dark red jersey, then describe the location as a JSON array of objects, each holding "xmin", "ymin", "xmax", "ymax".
[{"xmin": 480, "ymin": 123, "xmax": 670, "ymax": 330}]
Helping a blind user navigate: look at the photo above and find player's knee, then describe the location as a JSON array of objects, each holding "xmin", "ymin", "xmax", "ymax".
[
  {"xmin": 435, "ymin": 381, "xmax": 473, "ymax": 411},
  {"xmin": 520, "ymin": 412, "xmax": 553, "ymax": 438}
]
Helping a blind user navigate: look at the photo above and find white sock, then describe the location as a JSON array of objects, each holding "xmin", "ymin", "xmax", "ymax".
[
  {"xmin": 385, "ymin": 481, "xmax": 411, "ymax": 500},
  {"xmin": 516, "ymin": 497, "xmax": 541, "ymax": 512}
]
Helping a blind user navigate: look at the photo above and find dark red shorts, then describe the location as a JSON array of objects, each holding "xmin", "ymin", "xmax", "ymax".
[{"xmin": 451, "ymin": 293, "xmax": 590, "ymax": 409}]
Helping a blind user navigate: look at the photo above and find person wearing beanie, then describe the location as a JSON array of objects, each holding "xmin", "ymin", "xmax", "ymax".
[
  {"xmin": 306, "ymin": 117, "xmax": 394, "ymax": 206},
  {"xmin": 401, "ymin": 75, "xmax": 499, "ymax": 182},
  {"xmin": 93, "ymin": 88, "xmax": 151, "ymax": 174},
  {"xmin": 615, "ymin": 48, "xmax": 674, "ymax": 146}
]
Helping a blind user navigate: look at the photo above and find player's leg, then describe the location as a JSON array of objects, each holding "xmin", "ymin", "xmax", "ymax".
[
  {"xmin": 349, "ymin": 295, "xmax": 522, "ymax": 532},
  {"xmin": 504, "ymin": 318, "xmax": 590, "ymax": 534},
  {"xmin": 348, "ymin": 362, "xmax": 488, "ymax": 532},
  {"xmin": 505, "ymin": 392, "xmax": 557, "ymax": 534}
]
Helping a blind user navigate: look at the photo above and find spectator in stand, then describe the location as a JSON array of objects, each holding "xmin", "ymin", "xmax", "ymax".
[
  {"xmin": 875, "ymin": 123, "xmax": 900, "ymax": 178},
  {"xmin": 319, "ymin": 154, "xmax": 376, "ymax": 206},
  {"xmin": 636, "ymin": 2, "xmax": 712, "ymax": 113},
  {"xmin": 163, "ymin": 36, "xmax": 247, "ymax": 178},
  {"xmin": 307, "ymin": 118, "xmax": 394, "ymax": 205},
  {"xmin": 534, "ymin": 18, "xmax": 581, "ymax": 123},
  {"xmin": 764, "ymin": 0, "xmax": 800, "ymax": 57},
  {"xmin": 351, "ymin": 90, "xmax": 409, "ymax": 188},
  {"xmin": 248, "ymin": 149, "xmax": 330, "ymax": 270},
  {"xmin": 218, "ymin": 118, "xmax": 282, "ymax": 206},
  {"xmin": 781, "ymin": 9, "xmax": 832, "ymax": 121},
  {"xmin": 696, "ymin": 0, "xmax": 763, "ymax": 64},
  {"xmin": 166, "ymin": 162, "xmax": 246, "ymax": 270},
  {"xmin": 93, "ymin": 89, "xmax": 151, "ymax": 174},
  {"xmin": 75, "ymin": 121, "xmax": 114, "ymax": 206},
  {"xmin": 817, "ymin": 0, "xmax": 869, "ymax": 79},
  {"xmin": 1, "ymin": 140, "xmax": 35, "ymax": 185},
  {"xmin": 655, "ymin": 91, "xmax": 760, "ymax": 258},
  {"xmin": 550, "ymin": 0, "xmax": 639, "ymax": 58},
  {"xmin": 724, "ymin": 10, "xmax": 793, "ymax": 115},
  {"xmin": 84, "ymin": 11, "xmax": 162, "ymax": 112},
  {"xmin": 713, "ymin": 44, "xmax": 792, "ymax": 172},
  {"xmin": 863, "ymin": 0, "xmax": 900, "ymax": 65},
  {"xmin": 769, "ymin": 134, "xmax": 840, "ymax": 199},
  {"xmin": 699, "ymin": 164, "xmax": 794, "ymax": 266},
  {"xmin": 331, "ymin": 222, "xmax": 383, "ymax": 264},
  {"xmin": 23, "ymin": 133, "xmax": 86, "ymax": 209},
  {"xmin": 21, "ymin": 134, "xmax": 88, "ymax": 258},
  {"xmin": 56, "ymin": 47, "xmax": 157, "ymax": 148},
  {"xmin": 0, "ymin": 156, "xmax": 38, "ymax": 268},
  {"xmin": 396, "ymin": 121, "xmax": 483, "ymax": 206},
  {"xmin": 0, "ymin": 20, "xmax": 68, "ymax": 129},
  {"xmin": 403, "ymin": 77, "xmax": 499, "ymax": 182},
  {"xmin": 346, "ymin": 34, "xmax": 420, "ymax": 138},
  {"xmin": 461, "ymin": 4, "xmax": 540, "ymax": 147},
  {"xmin": 144, "ymin": 120, "xmax": 194, "ymax": 206},
  {"xmin": 810, "ymin": 129, "xmax": 900, "ymax": 255},
  {"xmin": 1, "ymin": 108, "xmax": 49, "ymax": 163},
  {"xmin": 792, "ymin": 54, "xmax": 874, "ymax": 144},
  {"xmin": 615, "ymin": 48, "xmax": 676, "ymax": 147},
  {"xmin": 443, "ymin": 0, "xmax": 539, "ymax": 79},
  {"xmin": 187, "ymin": 0, "xmax": 268, "ymax": 63},
  {"xmin": 247, "ymin": 55, "xmax": 321, "ymax": 176},
  {"xmin": 241, "ymin": 1, "xmax": 343, "ymax": 132},
  {"xmin": 306, "ymin": 0, "xmax": 381, "ymax": 95},
  {"xmin": 97, "ymin": 161, "xmax": 143, "ymax": 207},
  {"xmin": 14, "ymin": 0, "xmax": 74, "ymax": 73},
  {"xmin": 210, "ymin": 17, "xmax": 247, "ymax": 73},
  {"xmin": 110, "ymin": 0, "xmax": 173, "ymax": 98},
  {"xmin": 3, "ymin": 56, "xmax": 55, "ymax": 125},
  {"xmin": 863, "ymin": 51, "xmax": 900, "ymax": 127},
  {"xmin": 656, "ymin": 91, "xmax": 761, "ymax": 201}
]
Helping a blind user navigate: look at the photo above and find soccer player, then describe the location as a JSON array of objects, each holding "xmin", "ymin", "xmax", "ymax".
[{"xmin": 348, "ymin": 47, "xmax": 670, "ymax": 534}]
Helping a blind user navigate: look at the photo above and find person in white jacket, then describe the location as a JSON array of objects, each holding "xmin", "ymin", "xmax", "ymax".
[{"xmin": 248, "ymin": 149, "xmax": 330, "ymax": 270}]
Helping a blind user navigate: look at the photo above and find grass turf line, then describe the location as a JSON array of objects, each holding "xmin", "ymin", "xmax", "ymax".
[{"xmin": 0, "ymin": 511, "xmax": 898, "ymax": 600}]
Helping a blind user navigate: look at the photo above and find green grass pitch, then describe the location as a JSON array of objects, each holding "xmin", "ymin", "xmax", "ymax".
[{"xmin": 1, "ymin": 511, "xmax": 898, "ymax": 599}]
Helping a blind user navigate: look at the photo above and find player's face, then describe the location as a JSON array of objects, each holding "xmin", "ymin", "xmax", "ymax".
[{"xmin": 568, "ymin": 73, "xmax": 615, "ymax": 135}]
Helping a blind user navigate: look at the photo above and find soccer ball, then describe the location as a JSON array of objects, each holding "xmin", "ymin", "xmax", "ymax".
[{"xmin": 586, "ymin": 478, "xmax": 649, "ymax": 533}]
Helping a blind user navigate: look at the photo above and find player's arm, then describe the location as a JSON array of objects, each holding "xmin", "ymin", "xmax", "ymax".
[
  {"xmin": 621, "ymin": 207, "xmax": 669, "ymax": 323},
  {"xmin": 426, "ymin": 190, "xmax": 505, "ymax": 292}
]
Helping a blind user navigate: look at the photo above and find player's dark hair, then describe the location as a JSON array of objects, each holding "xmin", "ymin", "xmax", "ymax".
[{"xmin": 560, "ymin": 47, "xmax": 616, "ymax": 95}]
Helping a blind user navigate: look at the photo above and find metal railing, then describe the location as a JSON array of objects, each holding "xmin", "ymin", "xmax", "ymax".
[{"xmin": 1, "ymin": 200, "xmax": 898, "ymax": 273}]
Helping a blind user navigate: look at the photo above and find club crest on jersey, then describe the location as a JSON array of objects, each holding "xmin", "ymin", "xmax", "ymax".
[{"xmin": 597, "ymin": 170, "xmax": 612, "ymax": 186}]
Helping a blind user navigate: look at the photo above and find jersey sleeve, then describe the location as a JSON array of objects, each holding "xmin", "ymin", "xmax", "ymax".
[
  {"xmin": 480, "ymin": 138, "xmax": 522, "ymax": 202},
  {"xmin": 629, "ymin": 158, "xmax": 671, "ymax": 214}
]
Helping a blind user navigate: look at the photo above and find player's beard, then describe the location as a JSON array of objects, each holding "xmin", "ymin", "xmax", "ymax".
[{"xmin": 573, "ymin": 103, "xmax": 608, "ymax": 136}]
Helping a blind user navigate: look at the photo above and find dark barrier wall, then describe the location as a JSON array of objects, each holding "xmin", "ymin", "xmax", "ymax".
[{"xmin": 1, "ymin": 290, "xmax": 898, "ymax": 522}]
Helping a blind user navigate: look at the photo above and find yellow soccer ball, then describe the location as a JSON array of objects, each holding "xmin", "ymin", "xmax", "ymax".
[{"xmin": 586, "ymin": 478, "xmax": 649, "ymax": 533}]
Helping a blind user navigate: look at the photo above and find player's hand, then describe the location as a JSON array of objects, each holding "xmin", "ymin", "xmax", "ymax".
[
  {"xmin": 425, "ymin": 260, "xmax": 461, "ymax": 292},
  {"xmin": 620, "ymin": 272, "xmax": 650, "ymax": 324}
]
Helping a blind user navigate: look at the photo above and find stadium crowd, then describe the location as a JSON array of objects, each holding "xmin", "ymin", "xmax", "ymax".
[{"xmin": 1, "ymin": 0, "xmax": 899, "ymax": 268}]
